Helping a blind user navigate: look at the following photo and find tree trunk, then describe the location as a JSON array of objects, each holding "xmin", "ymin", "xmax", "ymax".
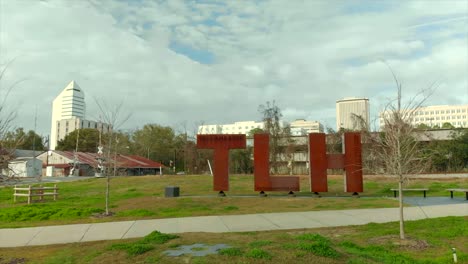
[
  {"xmin": 398, "ymin": 179, "xmax": 405, "ymax": 239},
  {"xmin": 105, "ymin": 174, "xmax": 109, "ymax": 215}
]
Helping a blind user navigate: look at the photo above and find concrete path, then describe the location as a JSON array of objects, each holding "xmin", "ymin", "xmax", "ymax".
[{"xmin": 0, "ymin": 202, "xmax": 466, "ymax": 248}]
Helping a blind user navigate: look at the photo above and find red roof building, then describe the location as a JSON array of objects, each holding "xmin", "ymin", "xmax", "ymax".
[{"xmin": 37, "ymin": 151, "xmax": 165, "ymax": 176}]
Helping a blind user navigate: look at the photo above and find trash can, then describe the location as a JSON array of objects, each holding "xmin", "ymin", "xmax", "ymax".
[{"xmin": 165, "ymin": 186, "xmax": 180, "ymax": 197}]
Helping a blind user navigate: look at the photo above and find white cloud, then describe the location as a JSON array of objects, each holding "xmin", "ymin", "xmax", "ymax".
[{"xmin": 0, "ymin": 0, "xmax": 466, "ymax": 135}]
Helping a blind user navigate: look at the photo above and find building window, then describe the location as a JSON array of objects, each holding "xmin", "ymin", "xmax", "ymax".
[
  {"xmin": 457, "ymin": 109, "xmax": 460, "ymax": 113},
  {"xmin": 430, "ymin": 111, "xmax": 434, "ymax": 115},
  {"xmin": 435, "ymin": 111, "xmax": 439, "ymax": 114},
  {"xmin": 441, "ymin": 110, "xmax": 445, "ymax": 114},
  {"xmin": 451, "ymin": 110, "xmax": 455, "ymax": 113}
]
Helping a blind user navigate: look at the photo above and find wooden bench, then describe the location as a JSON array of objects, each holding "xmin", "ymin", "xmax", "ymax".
[
  {"xmin": 447, "ymin": 189, "xmax": 468, "ymax": 200},
  {"xmin": 390, "ymin": 188, "xmax": 429, "ymax": 198},
  {"xmin": 13, "ymin": 184, "xmax": 59, "ymax": 204}
]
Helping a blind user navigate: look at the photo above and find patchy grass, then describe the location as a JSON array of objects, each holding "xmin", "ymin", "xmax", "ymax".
[
  {"xmin": 0, "ymin": 175, "xmax": 466, "ymax": 228},
  {"xmin": 0, "ymin": 217, "xmax": 466, "ymax": 264},
  {"xmin": 108, "ymin": 231, "xmax": 179, "ymax": 257}
]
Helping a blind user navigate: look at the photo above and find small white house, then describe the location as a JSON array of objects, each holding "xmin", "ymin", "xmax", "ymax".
[{"xmin": 7, "ymin": 157, "xmax": 42, "ymax": 177}]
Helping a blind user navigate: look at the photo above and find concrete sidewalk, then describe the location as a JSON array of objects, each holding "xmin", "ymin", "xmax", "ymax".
[{"xmin": 1, "ymin": 203, "xmax": 466, "ymax": 248}]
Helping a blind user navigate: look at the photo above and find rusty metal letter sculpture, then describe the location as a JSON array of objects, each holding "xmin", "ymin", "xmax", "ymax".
[
  {"xmin": 197, "ymin": 134, "xmax": 246, "ymax": 195},
  {"xmin": 309, "ymin": 132, "xmax": 363, "ymax": 195},
  {"xmin": 197, "ymin": 132, "xmax": 363, "ymax": 196},
  {"xmin": 254, "ymin": 134, "xmax": 300, "ymax": 194}
]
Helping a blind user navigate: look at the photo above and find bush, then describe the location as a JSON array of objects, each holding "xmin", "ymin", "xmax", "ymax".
[
  {"xmin": 219, "ymin": 247, "xmax": 243, "ymax": 256},
  {"xmin": 245, "ymin": 248, "xmax": 272, "ymax": 260}
]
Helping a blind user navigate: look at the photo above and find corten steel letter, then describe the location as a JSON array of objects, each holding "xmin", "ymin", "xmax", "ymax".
[
  {"xmin": 197, "ymin": 134, "xmax": 246, "ymax": 191},
  {"xmin": 308, "ymin": 132, "xmax": 363, "ymax": 193},
  {"xmin": 254, "ymin": 134, "xmax": 300, "ymax": 192},
  {"xmin": 308, "ymin": 133, "xmax": 328, "ymax": 192},
  {"xmin": 344, "ymin": 133, "xmax": 363, "ymax": 193}
]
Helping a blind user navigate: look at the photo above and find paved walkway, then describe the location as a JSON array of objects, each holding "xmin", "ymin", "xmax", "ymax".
[{"xmin": 1, "ymin": 202, "xmax": 466, "ymax": 248}]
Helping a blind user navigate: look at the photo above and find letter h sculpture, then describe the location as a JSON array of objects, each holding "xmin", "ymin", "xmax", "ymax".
[{"xmin": 308, "ymin": 132, "xmax": 363, "ymax": 196}]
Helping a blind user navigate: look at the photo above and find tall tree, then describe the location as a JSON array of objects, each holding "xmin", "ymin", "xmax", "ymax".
[
  {"xmin": 258, "ymin": 101, "xmax": 283, "ymax": 174},
  {"xmin": 56, "ymin": 128, "xmax": 100, "ymax": 152},
  {"xmin": 2, "ymin": 128, "xmax": 44, "ymax": 150},
  {"xmin": 132, "ymin": 124, "xmax": 176, "ymax": 164}
]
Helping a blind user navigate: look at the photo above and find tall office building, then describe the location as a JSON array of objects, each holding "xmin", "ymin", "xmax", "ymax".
[
  {"xmin": 336, "ymin": 98, "xmax": 370, "ymax": 130},
  {"xmin": 50, "ymin": 81, "xmax": 85, "ymax": 150}
]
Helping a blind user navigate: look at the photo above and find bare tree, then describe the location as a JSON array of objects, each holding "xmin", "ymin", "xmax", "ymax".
[
  {"xmin": 95, "ymin": 99, "xmax": 131, "ymax": 216},
  {"xmin": 0, "ymin": 61, "xmax": 24, "ymax": 182},
  {"xmin": 370, "ymin": 66, "xmax": 435, "ymax": 240}
]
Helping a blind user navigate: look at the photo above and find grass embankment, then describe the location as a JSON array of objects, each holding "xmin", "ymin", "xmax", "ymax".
[
  {"xmin": 0, "ymin": 175, "xmax": 466, "ymax": 228},
  {"xmin": 0, "ymin": 216, "xmax": 466, "ymax": 264}
]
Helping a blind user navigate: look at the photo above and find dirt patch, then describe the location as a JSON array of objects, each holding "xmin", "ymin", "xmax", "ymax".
[
  {"xmin": 368, "ymin": 235, "xmax": 430, "ymax": 250},
  {"xmin": 91, "ymin": 212, "xmax": 115, "ymax": 218},
  {"xmin": 0, "ymin": 257, "xmax": 27, "ymax": 264}
]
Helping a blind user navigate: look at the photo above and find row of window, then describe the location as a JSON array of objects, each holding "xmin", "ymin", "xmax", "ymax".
[
  {"xmin": 414, "ymin": 115, "xmax": 467, "ymax": 122},
  {"xmin": 415, "ymin": 108, "xmax": 467, "ymax": 115},
  {"xmin": 415, "ymin": 121, "xmax": 467, "ymax": 127}
]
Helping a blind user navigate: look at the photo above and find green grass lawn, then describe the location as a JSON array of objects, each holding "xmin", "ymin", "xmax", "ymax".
[
  {"xmin": 0, "ymin": 175, "xmax": 466, "ymax": 228},
  {"xmin": 0, "ymin": 216, "xmax": 466, "ymax": 264}
]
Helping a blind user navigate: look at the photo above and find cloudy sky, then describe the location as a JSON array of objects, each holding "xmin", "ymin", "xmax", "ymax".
[{"xmin": 1, "ymin": 0, "xmax": 467, "ymax": 136}]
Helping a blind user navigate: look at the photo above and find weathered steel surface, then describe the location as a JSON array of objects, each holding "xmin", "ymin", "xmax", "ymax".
[
  {"xmin": 254, "ymin": 134, "xmax": 300, "ymax": 192},
  {"xmin": 327, "ymin": 154, "xmax": 345, "ymax": 169},
  {"xmin": 197, "ymin": 135, "xmax": 246, "ymax": 191},
  {"xmin": 309, "ymin": 132, "xmax": 363, "ymax": 193},
  {"xmin": 344, "ymin": 132, "xmax": 363, "ymax": 192},
  {"xmin": 308, "ymin": 133, "xmax": 328, "ymax": 192}
]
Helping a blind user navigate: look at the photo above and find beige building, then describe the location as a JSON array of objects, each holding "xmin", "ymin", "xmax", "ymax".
[
  {"xmin": 379, "ymin": 104, "xmax": 468, "ymax": 129},
  {"xmin": 198, "ymin": 121, "xmax": 265, "ymax": 135},
  {"xmin": 336, "ymin": 97, "xmax": 370, "ymax": 130},
  {"xmin": 289, "ymin": 119, "xmax": 323, "ymax": 135}
]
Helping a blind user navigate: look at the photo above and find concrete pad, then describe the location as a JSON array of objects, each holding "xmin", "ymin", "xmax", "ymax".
[
  {"xmin": 123, "ymin": 216, "xmax": 229, "ymax": 238},
  {"xmin": 122, "ymin": 219, "xmax": 165, "ymax": 239},
  {"xmin": 0, "ymin": 227, "xmax": 44, "ymax": 248},
  {"xmin": 177, "ymin": 216, "xmax": 230, "ymax": 233},
  {"xmin": 28, "ymin": 224, "xmax": 91, "ymax": 246},
  {"xmin": 80, "ymin": 221, "xmax": 135, "ymax": 242},
  {"xmin": 420, "ymin": 204, "xmax": 468, "ymax": 218},
  {"xmin": 338, "ymin": 208, "xmax": 401, "ymax": 223},
  {"xmin": 298, "ymin": 211, "xmax": 370, "ymax": 227},
  {"xmin": 219, "ymin": 214, "xmax": 279, "ymax": 232},
  {"xmin": 260, "ymin": 212, "xmax": 325, "ymax": 229}
]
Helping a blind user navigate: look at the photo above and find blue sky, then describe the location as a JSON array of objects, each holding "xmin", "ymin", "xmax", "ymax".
[{"xmin": 0, "ymin": 0, "xmax": 467, "ymax": 135}]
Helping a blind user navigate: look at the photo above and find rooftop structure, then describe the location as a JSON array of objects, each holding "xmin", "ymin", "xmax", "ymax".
[{"xmin": 336, "ymin": 97, "xmax": 370, "ymax": 131}]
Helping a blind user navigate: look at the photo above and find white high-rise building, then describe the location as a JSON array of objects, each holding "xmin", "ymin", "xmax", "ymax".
[
  {"xmin": 336, "ymin": 97, "xmax": 370, "ymax": 131},
  {"xmin": 50, "ymin": 81, "xmax": 85, "ymax": 150},
  {"xmin": 50, "ymin": 81, "xmax": 111, "ymax": 150},
  {"xmin": 379, "ymin": 104, "xmax": 468, "ymax": 129}
]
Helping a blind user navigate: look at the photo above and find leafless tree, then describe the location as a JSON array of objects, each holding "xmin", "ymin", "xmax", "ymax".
[
  {"xmin": 0, "ymin": 61, "xmax": 25, "ymax": 182},
  {"xmin": 369, "ymin": 65, "xmax": 435, "ymax": 240},
  {"xmin": 95, "ymin": 99, "xmax": 131, "ymax": 216}
]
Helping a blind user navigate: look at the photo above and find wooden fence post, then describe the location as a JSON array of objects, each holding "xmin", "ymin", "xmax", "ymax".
[
  {"xmin": 54, "ymin": 184, "xmax": 57, "ymax": 201},
  {"xmin": 13, "ymin": 185, "xmax": 17, "ymax": 203},
  {"xmin": 28, "ymin": 185, "xmax": 32, "ymax": 205}
]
